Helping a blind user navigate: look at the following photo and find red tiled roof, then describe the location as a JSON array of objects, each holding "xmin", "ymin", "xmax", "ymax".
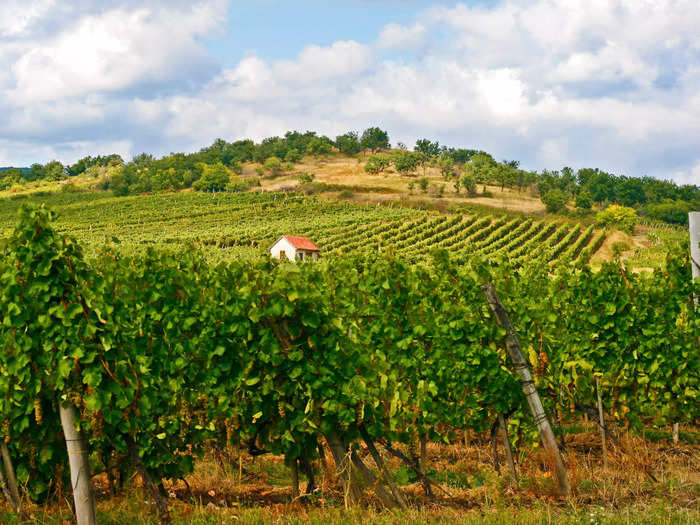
[{"xmin": 282, "ymin": 236, "xmax": 320, "ymax": 251}]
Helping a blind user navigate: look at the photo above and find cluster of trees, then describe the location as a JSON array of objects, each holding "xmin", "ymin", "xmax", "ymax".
[
  {"xmin": 535, "ymin": 167, "xmax": 699, "ymax": 225},
  {"xmin": 4, "ymin": 127, "xmax": 697, "ymax": 226}
]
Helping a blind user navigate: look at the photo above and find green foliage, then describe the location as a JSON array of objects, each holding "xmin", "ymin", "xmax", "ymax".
[
  {"xmin": 643, "ymin": 200, "xmax": 694, "ymax": 226},
  {"xmin": 438, "ymin": 156, "xmax": 455, "ymax": 180},
  {"xmin": 264, "ymin": 157, "xmax": 284, "ymax": 176},
  {"xmin": 461, "ymin": 174, "xmax": 477, "ymax": 196},
  {"xmin": 298, "ymin": 172, "xmax": 316, "ymax": 184},
  {"xmin": 419, "ymin": 177, "xmax": 429, "ymax": 192},
  {"xmin": 596, "ymin": 205, "xmax": 638, "ymax": 234},
  {"xmin": 364, "ymin": 154, "xmax": 391, "ymax": 174},
  {"xmin": 391, "ymin": 151, "xmax": 421, "ymax": 176},
  {"xmin": 414, "ymin": 139, "xmax": 440, "ymax": 158},
  {"xmin": 360, "ymin": 127, "xmax": 390, "ymax": 153},
  {"xmin": 2, "ymin": 205, "xmax": 696, "ymax": 514},
  {"xmin": 541, "ymin": 189, "xmax": 569, "ymax": 213},
  {"xmin": 575, "ymin": 189, "xmax": 593, "ymax": 210},
  {"xmin": 335, "ymin": 132, "xmax": 361, "ymax": 155},
  {"xmin": 193, "ymin": 162, "xmax": 230, "ymax": 192},
  {"xmin": 285, "ymin": 150, "xmax": 302, "ymax": 164}
]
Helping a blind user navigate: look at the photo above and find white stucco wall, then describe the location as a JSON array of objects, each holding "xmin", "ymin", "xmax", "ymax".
[{"xmin": 270, "ymin": 237, "xmax": 297, "ymax": 261}]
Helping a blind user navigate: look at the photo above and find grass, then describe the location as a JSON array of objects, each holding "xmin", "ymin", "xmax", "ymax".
[
  {"xmin": 2, "ymin": 501, "xmax": 697, "ymax": 524},
  {"xmin": 1, "ymin": 425, "xmax": 697, "ymax": 524}
]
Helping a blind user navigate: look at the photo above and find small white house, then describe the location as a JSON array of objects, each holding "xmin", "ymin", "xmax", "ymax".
[{"xmin": 270, "ymin": 236, "xmax": 320, "ymax": 262}]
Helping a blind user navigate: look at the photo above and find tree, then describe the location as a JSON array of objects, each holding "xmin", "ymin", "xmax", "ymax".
[
  {"xmin": 360, "ymin": 127, "xmax": 390, "ymax": 153},
  {"xmin": 541, "ymin": 189, "xmax": 568, "ymax": 213},
  {"xmin": 335, "ymin": 132, "xmax": 361, "ymax": 156},
  {"xmin": 461, "ymin": 173, "xmax": 477, "ymax": 196},
  {"xmin": 44, "ymin": 161, "xmax": 66, "ymax": 181},
  {"xmin": 438, "ymin": 156, "xmax": 455, "ymax": 180},
  {"xmin": 391, "ymin": 151, "xmax": 421, "ymax": 176},
  {"xmin": 596, "ymin": 205, "xmax": 637, "ymax": 234},
  {"xmin": 418, "ymin": 177, "xmax": 429, "ymax": 193},
  {"xmin": 414, "ymin": 139, "xmax": 440, "ymax": 158},
  {"xmin": 285, "ymin": 150, "xmax": 301, "ymax": 164},
  {"xmin": 193, "ymin": 162, "xmax": 230, "ymax": 191},
  {"xmin": 575, "ymin": 190, "xmax": 593, "ymax": 210},
  {"xmin": 365, "ymin": 155, "xmax": 391, "ymax": 174},
  {"xmin": 453, "ymin": 177, "xmax": 461, "ymax": 194},
  {"xmin": 263, "ymin": 157, "xmax": 283, "ymax": 176}
]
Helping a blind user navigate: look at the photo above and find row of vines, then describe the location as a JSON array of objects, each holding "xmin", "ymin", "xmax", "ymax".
[
  {"xmin": 0, "ymin": 205, "xmax": 696, "ymax": 523},
  {"xmin": 0, "ymin": 192, "xmax": 606, "ymax": 266}
]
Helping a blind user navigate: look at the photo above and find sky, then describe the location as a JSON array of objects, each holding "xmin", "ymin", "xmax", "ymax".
[{"xmin": 0, "ymin": 0, "xmax": 699, "ymax": 185}]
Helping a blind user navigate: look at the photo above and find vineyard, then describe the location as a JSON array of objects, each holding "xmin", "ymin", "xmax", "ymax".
[
  {"xmin": 0, "ymin": 205, "xmax": 697, "ymax": 524},
  {"xmin": 0, "ymin": 191, "xmax": 607, "ymax": 266}
]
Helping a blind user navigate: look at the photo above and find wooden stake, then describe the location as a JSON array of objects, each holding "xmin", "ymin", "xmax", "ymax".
[
  {"xmin": 499, "ymin": 413, "xmax": 518, "ymax": 482},
  {"xmin": 59, "ymin": 402, "xmax": 97, "ymax": 525},
  {"xmin": 359, "ymin": 425, "xmax": 407, "ymax": 509},
  {"xmin": 290, "ymin": 459, "xmax": 300, "ymax": 499},
  {"xmin": 482, "ymin": 283, "xmax": 570, "ymax": 497},
  {"xmin": 596, "ymin": 376, "xmax": 608, "ymax": 469},
  {"xmin": 0, "ymin": 442, "xmax": 22, "ymax": 517},
  {"xmin": 672, "ymin": 423, "xmax": 679, "ymax": 445}
]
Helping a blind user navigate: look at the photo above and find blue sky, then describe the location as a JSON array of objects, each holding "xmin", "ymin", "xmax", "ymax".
[
  {"xmin": 212, "ymin": 1, "xmax": 460, "ymax": 63},
  {"xmin": 0, "ymin": 0, "xmax": 699, "ymax": 185}
]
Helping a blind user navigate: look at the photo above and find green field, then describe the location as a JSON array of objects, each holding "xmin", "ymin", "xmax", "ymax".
[{"xmin": 0, "ymin": 190, "xmax": 606, "ymax": 266}]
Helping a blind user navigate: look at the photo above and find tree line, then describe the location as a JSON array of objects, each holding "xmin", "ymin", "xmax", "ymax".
[{"xmin": 1, "ymin": 127, "xmax": 697, "ymax": 225}]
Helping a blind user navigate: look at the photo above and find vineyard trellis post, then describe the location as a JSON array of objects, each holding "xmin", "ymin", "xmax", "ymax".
[
  {"xmin": 60, "ymin": 402, "xmax": 97, "ymax": 525},
  {"xmin": 595, "ymin": 376, "xmax": 608, "ymax": 469},
  {"xmin": 482, "ymin": 283, "xmax": 571, "ymax": 497},
  {"xmin": 690, "ymin": 212, "xmax": 699, "ymax": 305}
]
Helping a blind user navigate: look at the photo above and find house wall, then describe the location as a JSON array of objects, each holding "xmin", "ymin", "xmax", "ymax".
[{"xmin": 270, "ymin": 238, "xmax": 297, "ymax": 261}]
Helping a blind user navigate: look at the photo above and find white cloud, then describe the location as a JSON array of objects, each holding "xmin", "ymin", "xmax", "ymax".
[
  {"xmin": 376, "ymin": 22, "xmax": 426, "ymax": 50},
  {"xmin": 1, "ymin": 0, "xmax": 699, "ymax": 185},
  {"xmin": 7, "ymin": 1, "xmax": 226, "ymax": 102}
]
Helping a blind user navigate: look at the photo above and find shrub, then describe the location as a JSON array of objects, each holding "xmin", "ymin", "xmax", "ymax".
[
  {"xmin": 284, "ymin": 150, "xmax": 301, "ymax": 164},
  {"xmin": 643, "ymin": 200, "xmax": 693, "ymax": 226},
  {"xmin": 263, "ymin": 157, "xmax": 283, "ymax": 176},
  {"xmin": 338, "ymin": 189, "xmax": 354, "ymax": 199},
  {"xmin": 194, "ymin": 162, "xmax": 230, "ymax": 192},
  {"xmin": 392, "ymin": 151, "xmax": 422, "ymax": 176},
  {"xmin": 541, "ymin": 189, "xmax": 569, "ymax": 213},
  {"xmin": 298, "ymin": 172, "xmax": 315, "ymax": 184},
  {"xmin": 596, "ymin": 204, "xmax": 638, "ymax": 234},
  {"xmin": 575, "ymin": 189, "xmax": 593, "ymax": 210},
  {"xmin": 461, "ymin": 174, "xmax": 477, "ymax": 196},
  {"xmin": 419, "ymin": 177, "xmax": 429, "ymax": 193},
  {"xmin": 365, "ymin": 155, "xmax": 390, "ymax": 174}
]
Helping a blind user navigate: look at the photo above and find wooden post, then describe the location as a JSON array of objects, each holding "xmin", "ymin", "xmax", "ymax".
[
  {"xmin": 0, "ymin": 442, "xmax": 21, "ymax": 516},
  {"xmin": 672, "ymin": 423, "xmax": 679, "ymax": 444},
  {"xmin": 290, "ymin": 459, "xmax": 300, "ymax": 499},
  {"xmin": 691, "ymin": 212, "xmax": 700, "ymax": 306},
  {"xmin": 482, "ymin": 283, "xmax": 570, "ymax": 497},
  {"xmin": 595, "ymin": 376, "xmax": 608, "ymax": 469},
  {"xmin": 59, "ymin": 402, "xmax": 97, "ymax": 525},
  {"xmin": 499, "ymin": 414, "xmax": 518, "ymax": 482}
]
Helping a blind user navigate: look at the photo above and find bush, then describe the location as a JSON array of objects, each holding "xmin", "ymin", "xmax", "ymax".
[
  {"xmin": 338, "ymin": 189, "xmax": 354, "ymax": 200},
  {"xmin": 541, "ymin": 189, "xmax": 569, "ymax": 213},
  {"xmin": 461, "ymin": 174, "xmax": 477, "ymax": 196},
  {"xmin": 596, "ymin": 205, "xmax": 638, "ymax": 234},
  {"xmin": 285, "ymin": 150, "xmax": 301, "ymax": 164},
  {"xmin": 194, "ymin": 162, "xmax": 230, "ymax": 192},
  {"xmin": 392, "ymin": 151, "xmax": 421, "ymax": 176},
  {"xmin": 365, "ymin": 155, "xmax": 390, "ymax": 174},
  {"xmin": 419, "ymin": 177, "xmax": 429, "ymax": 193},
  {"xmin": 298, "ymin": 172, "xmax": 315, "ymax": 184},
  {"xmin": 575, "ymin": 190, "xmax": 593, "ymax": 210},
  {"xmin": 643, "ymin": 200, "xmax": 693, "ymax": 226},
  {"xmin": 264, "ymin": 157, "xmax": 283, "ymax": 176}
]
